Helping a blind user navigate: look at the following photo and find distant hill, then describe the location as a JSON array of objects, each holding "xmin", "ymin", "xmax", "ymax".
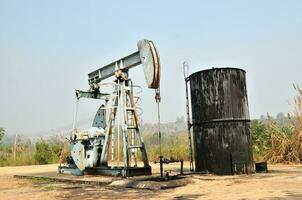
[
  {"xmin": 141, "ymin": 116, "xmax": 187, "ymax": 134},
  {"xmin": 2, "ymin": 116, "xmax": 188, "ymax": 145}
]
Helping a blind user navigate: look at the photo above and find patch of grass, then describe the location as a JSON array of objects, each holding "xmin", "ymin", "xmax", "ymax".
[
  {"xmin": 42, "ymin": 185, "xmax": 60, "ymax": 191},
  {"xmin": 17, "ymin": 176, "xmax": 53, "ymax": 184}
]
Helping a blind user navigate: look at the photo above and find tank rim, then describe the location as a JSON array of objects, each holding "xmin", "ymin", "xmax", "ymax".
[{"xmin": 189, "ymin": 67, "xmax": 246, "ymax": 79}]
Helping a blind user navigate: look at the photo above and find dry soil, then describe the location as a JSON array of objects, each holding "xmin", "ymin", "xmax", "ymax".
[{"xmin": 0, "ymin": 163, "xmax": 302, "ymax": 200}]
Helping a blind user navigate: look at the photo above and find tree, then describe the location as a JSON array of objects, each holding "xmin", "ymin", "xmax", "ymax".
[
  {"xmin": 0, "ymin": 128, "xmax": 5, "ymax": 144},
  {"xmin": 34, "ymin": 139, "xmax": 53, "ymax": 164},
  {"xmin": 251, "ymin": 120, "xmax": 270, "ymax": 161}
]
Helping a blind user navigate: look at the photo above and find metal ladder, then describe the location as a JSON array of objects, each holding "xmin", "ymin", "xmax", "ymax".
[
  {"xmin": 183, "ymin": 61, "xmax": 194, "ymax": 172},
  {"xmin": 121, "ymin": 81, "xmax": 149, "ymax": 168},
  {"xmin": 100, "ymin": 79, "xmax": 150, "ymax": 169}
]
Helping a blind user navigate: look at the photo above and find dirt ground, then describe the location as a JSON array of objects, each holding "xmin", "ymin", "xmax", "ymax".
[{"xmin": 0, "ymin": 163, "xmax": 302, "ymax": 200}]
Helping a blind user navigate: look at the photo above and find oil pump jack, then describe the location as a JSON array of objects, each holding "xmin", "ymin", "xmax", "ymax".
[{"xmin": 58, "ymin": 39, "xmax": 160, "ymax": 177}]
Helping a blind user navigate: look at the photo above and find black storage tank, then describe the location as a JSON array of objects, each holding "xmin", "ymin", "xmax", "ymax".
[{"xmin": 189, "ymin": 68, "xmax": 253, "ymax": 175}]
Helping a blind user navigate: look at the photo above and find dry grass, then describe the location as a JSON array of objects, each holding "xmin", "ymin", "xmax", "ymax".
[
  {"xmin": 265, "ymin": 84, "xmax": 302, "ymax": 164},
  {"xmin": 59, "ymin": 143, "xmax": 70, "ymax": 164}
]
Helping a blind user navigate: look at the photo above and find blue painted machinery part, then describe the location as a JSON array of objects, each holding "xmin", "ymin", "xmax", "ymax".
[{"xmin": 59, "ymin": 127, "xmax": 106, "ymax": 176}]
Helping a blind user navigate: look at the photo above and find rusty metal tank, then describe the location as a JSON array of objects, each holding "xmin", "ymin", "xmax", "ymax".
[{"xmin": 189, "ymin": 68, "xmax": 253, "ymax": 175}]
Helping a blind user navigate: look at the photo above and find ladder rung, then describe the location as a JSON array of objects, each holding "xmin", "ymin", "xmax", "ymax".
[
  {"xmin": 128, "ymin": 145, "xmax": 142, "ymax": 149},
  {"xmin": 126, "ymin": 107, "xmax": 135, "ymax": 111},
  {"xmin": 127, "ymin": 126, "xmax": 137, "ymax": 129},
  {"xmin": 102, "ymin": 106, "xmax": 118, "ymax": 110}
]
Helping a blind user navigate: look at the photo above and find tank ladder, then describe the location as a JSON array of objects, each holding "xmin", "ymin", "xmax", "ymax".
[{"xmin": 183, "ymin": 61, "xmax": 194, "ymax": 172}]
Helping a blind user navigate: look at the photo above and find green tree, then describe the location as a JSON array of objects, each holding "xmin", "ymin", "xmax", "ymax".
[
  {"xmin": 251, "ymin": 120, "xmax": 270, "ymax": 161},
  {"xmin": 0, "ymin": 128, "xmax": 5, "ymax": 144},
  {"xmin": 34, "ymin": 139, "xmax": 53, "ymax": 164}
]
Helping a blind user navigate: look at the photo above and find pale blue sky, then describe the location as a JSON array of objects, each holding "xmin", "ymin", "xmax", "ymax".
[{"xmin": 1, "ymin": 0, "xmax": 302, "ymax": 134}]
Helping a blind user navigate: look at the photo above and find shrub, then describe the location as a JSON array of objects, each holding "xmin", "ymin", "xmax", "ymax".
[
  {"xmin": 0, "ymin": 128, "xmax": 4, "ymax": 144},
  {"xmin": 251, "ymin": 120, "xmax": 270, "ymax": 161},
  {"xmin": 34, "ymin": 139, "xmax": 53, "ymax": 164}
]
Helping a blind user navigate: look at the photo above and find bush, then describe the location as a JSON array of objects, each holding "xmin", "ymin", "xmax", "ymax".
[
  {"xmin": 144, "ymin": 132, "xmax": 190, "ymax": 161},
  {"xmin": 0, "ymin": 128, "xmax": 5, "ymax": 144},
  {"xmin": 34, "ymin": 139, "xmax": 53, "ymax": 164},
  {"xmin": 251, "ymin": 120, "xmax": 270, "ymax": 161}
]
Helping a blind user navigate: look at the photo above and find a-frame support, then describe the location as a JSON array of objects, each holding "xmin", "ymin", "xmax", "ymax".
[{"xmin": 95, "ymin": 76, "xmax": 151, "ymax": 176}]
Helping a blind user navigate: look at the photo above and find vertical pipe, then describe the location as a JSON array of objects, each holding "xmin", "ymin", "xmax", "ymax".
[
  {"xmin": 180, "ymin": 160, "xmax": 184, "ymax": 175},
  {"xmin": 155, "ymin": 88, "xmax": 163, "ymax": 178},
  {"xmin": 183, "ymin": 62, "xmax": 194, "ymax": 171},
  {"xmin": 117, "ymin": 80, "xmax": 120, "ymax": 167},
  {"xmin": 159, "ymin": 156, "xmax": 163, "ymax": 178},
  {"xmin": 155, "ymin": 88, "xmax": 162, "ymax": 166}
]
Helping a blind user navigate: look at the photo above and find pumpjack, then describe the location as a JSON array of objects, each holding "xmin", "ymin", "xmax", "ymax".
[{"xmin": 58, "ymin": 39, "xmax": 160, "ymax": 177}]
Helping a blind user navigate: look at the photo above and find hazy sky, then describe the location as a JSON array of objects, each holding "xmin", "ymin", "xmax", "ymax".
[{"xmin": 1, "ymin": 0, "xmax": 302, "ymax": 135}]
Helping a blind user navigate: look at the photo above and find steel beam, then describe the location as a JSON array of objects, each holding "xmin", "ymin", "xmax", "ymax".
[
  {"xmin": 75, "ymin": 90, "xmax": 108, "ymax": 100},
  {"xmin": 88, "ymin": 51, "xmax": 141, "ymax": 84}
]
